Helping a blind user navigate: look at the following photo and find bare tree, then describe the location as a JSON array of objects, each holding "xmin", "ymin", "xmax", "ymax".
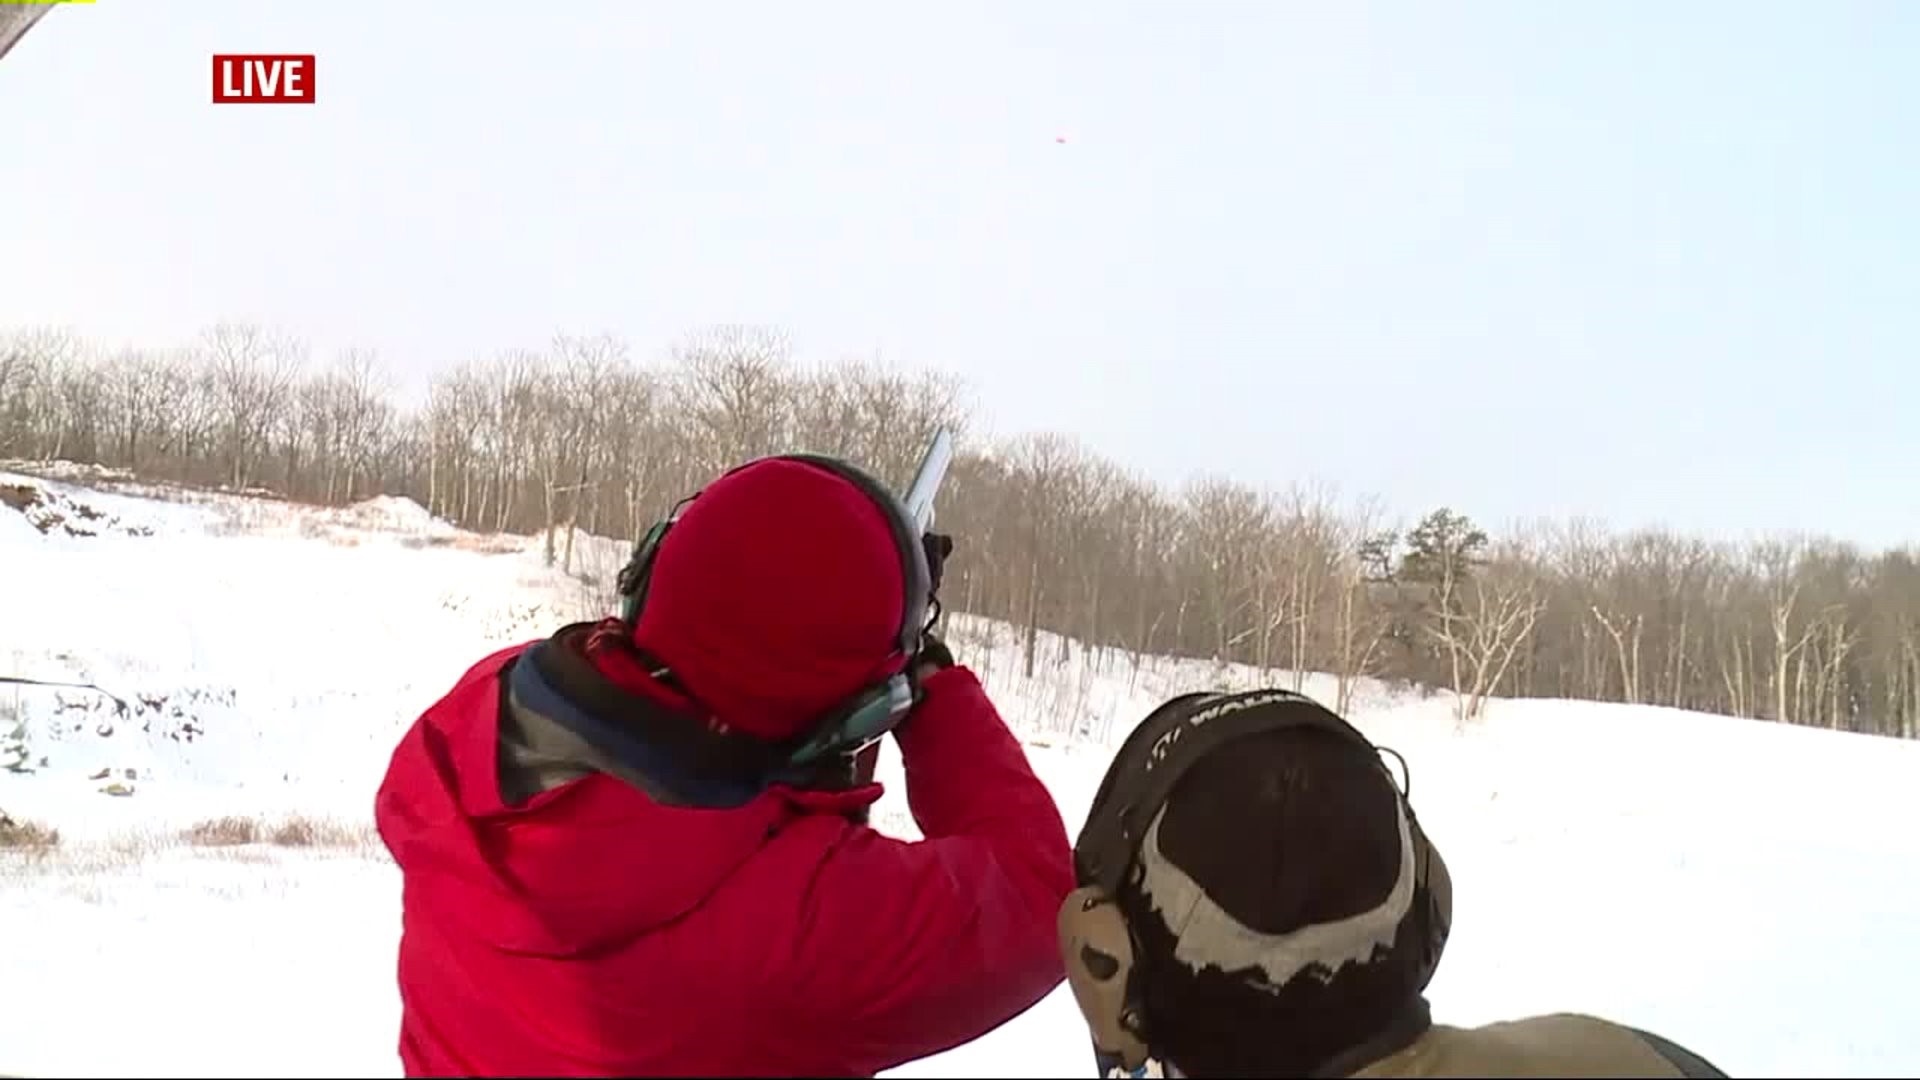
[
  {"xmin": 0, "ymin": 327, "xmax": 84, "ymax": 457},
  {"xmin": 1329, "ymin": 500, "xmax": 1396, "ymax": 714},
  {"xmin": 1753, "ymin": 538, "xmax": 1824, "ymax": 725},
  {"xmin": 1179, "ymin": 476, "xmax": 1273, "ymax": 663},
  {"xmin": 101, "ymin": 348, "xmax": 181, "ymax": 471},
  {"xmin": 998, "ymin": 432, "xmax": 1086, "ymax": 678},
  {"xmin": 326, "ymin": 349, "xmax": 396, "ymax": 503},
  {"xmin": 200, "ymin": 321, "xmax": 302, "ymax": 490},
  {"xmin": 1429, "ymin": 542, "xmax": 1546, "ymax": 723},
  {"xmin": 671, "ymin": 324, "xmax": 796, "ymax": 472}
]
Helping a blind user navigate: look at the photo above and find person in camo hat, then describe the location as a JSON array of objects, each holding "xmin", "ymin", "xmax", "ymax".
[
  {"xmin": 1058, "ymin": 688, "xmax": 1728, "ymax": 1079},
  {"xmin": 376, "ymin": 453, "xmax": 1072, "ymax": 1077}
]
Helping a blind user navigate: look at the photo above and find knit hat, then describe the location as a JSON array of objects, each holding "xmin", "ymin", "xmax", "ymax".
[
  {"xmin": 630, "ymin": 458, "xmax": 910, "ymax": 743},
  {"xmin": 1103, "ymin": 701, "xmax": 1453, "ymax": 1078}
]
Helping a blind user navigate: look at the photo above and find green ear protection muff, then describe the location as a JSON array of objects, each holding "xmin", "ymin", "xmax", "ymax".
[
  {"xmin": 615, "ymin": 515, "xmax": 679, "ymax": 626},
  {"xmin": 612, "ymin": 453, "xmax": 935, "ymax": 767}
]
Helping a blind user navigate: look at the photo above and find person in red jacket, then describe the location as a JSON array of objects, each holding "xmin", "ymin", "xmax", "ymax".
[{"xmin": 374, "ymin": 453, "xmax": 1073, "ymax": 1078}]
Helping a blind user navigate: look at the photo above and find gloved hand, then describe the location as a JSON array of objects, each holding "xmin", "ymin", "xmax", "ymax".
[
  {"xmin": 890, "ymin": 634, "xmax": 953, "ymax": 751},
  {"xmin": 912, "ymin": 633, "xmax": 955, "ymax": 683}
]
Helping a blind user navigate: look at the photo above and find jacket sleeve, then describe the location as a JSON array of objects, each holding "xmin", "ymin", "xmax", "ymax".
[
  {"xmin": 1628, "ymin": 1027, "xmax": 1730, "ymax": 1079},
  {"xmin": 781, "ymin": 665, "xmax": 1075, "ymax": 1072}
]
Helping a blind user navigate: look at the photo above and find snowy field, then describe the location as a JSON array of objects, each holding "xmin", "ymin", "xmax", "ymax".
[{"xmin": 3, "ymin": 463, "xmax": 1918, "ymax": 1078}]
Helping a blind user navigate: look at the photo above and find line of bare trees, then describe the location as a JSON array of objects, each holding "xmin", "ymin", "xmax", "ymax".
[{"xmin": 4, "ymin": 322, "xmax": 1917, "ymax": 739}]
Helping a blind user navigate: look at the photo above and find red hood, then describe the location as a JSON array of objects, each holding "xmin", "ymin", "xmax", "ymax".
[{"xmin": 373, "ymin": 643, "xmax": 883, "ymax": 957}]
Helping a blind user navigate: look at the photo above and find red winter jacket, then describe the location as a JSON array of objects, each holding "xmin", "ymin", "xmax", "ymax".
[{"xmin": 373, "ymin": 642, "xmax": 1073, "ymax": 1077}]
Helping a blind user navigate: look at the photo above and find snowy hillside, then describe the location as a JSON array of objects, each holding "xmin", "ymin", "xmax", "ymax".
[
  {"xmin": 3, "ymin": 464, "xmax": 1919, "ymax": 1078},
  {"xmin": 0, "ymin": 462, "xmax": 1359, "ymax": 835}
]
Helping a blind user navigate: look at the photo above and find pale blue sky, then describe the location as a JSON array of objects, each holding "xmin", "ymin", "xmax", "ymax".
[{"xmin": 3, "ymin": 1, "xmax": 1915, "ymax": 548}]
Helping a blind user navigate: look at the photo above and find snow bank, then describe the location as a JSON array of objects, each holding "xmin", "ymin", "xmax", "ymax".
[
  {"xmin": 0, "ymin": 497, "xmax": 43, "ymax": 545},
  {"xmin": 330, "ymin": 494, "xmax": 459, "ymax": 538}
]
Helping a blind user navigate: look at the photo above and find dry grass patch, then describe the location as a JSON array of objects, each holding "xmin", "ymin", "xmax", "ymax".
[
  {"xmin": 181, "ymin": 814, "xmax": 375, "ymax": 850},
  {"xmin": 401, "ymin": 531, "xmax": 524, "ymax": 555},
  {"xmin": 5, "ymin": 813, "xmax": 388, "ymax": 886},
  {"xmin": 0, "ymin": 811, "xmax": 61, "ymax": 854},
  {"xmin": 181, "ymin": 815, "xmax": 260, "ymax": 846},
  {"xmin": 267, "ymin": 815, "xmax": 370, "ymax": 848},
  {"xmin": 0, "ymin": 481, "xmax": 38, "ymax": 515}
]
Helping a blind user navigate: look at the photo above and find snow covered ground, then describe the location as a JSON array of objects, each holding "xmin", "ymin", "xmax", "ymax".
[{"xmin": 3, "ymin": 463, "xmax": 1917, "ymax": 1078}]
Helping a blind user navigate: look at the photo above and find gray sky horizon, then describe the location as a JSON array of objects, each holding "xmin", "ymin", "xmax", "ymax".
[{"xmin": 3, "ymin": 1, "xmax": 1915, "ymax": 551}]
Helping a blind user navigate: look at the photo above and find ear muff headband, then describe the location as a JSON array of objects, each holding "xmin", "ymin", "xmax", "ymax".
[
  {"xmin": 611, "ymin": 452, "xmax": 934, "ymax": 768},
  {"xmin": 777, "ymin": 452, "xmax": 932, "ymax": 661},
  {"xmin": 1061, "ymin": 689, "xmax": 1451, "ymax": 1077},
  {"xmin": 616, "ymin": 514, "xmax": 680, "ymax": 625},
  {"xmin": 618, "ymin": 455, "xmax": 929, "ymax": 655},
  {"xmin": 1076, "ymin": 689, "xmax": 1379, "ymax": 895}
]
